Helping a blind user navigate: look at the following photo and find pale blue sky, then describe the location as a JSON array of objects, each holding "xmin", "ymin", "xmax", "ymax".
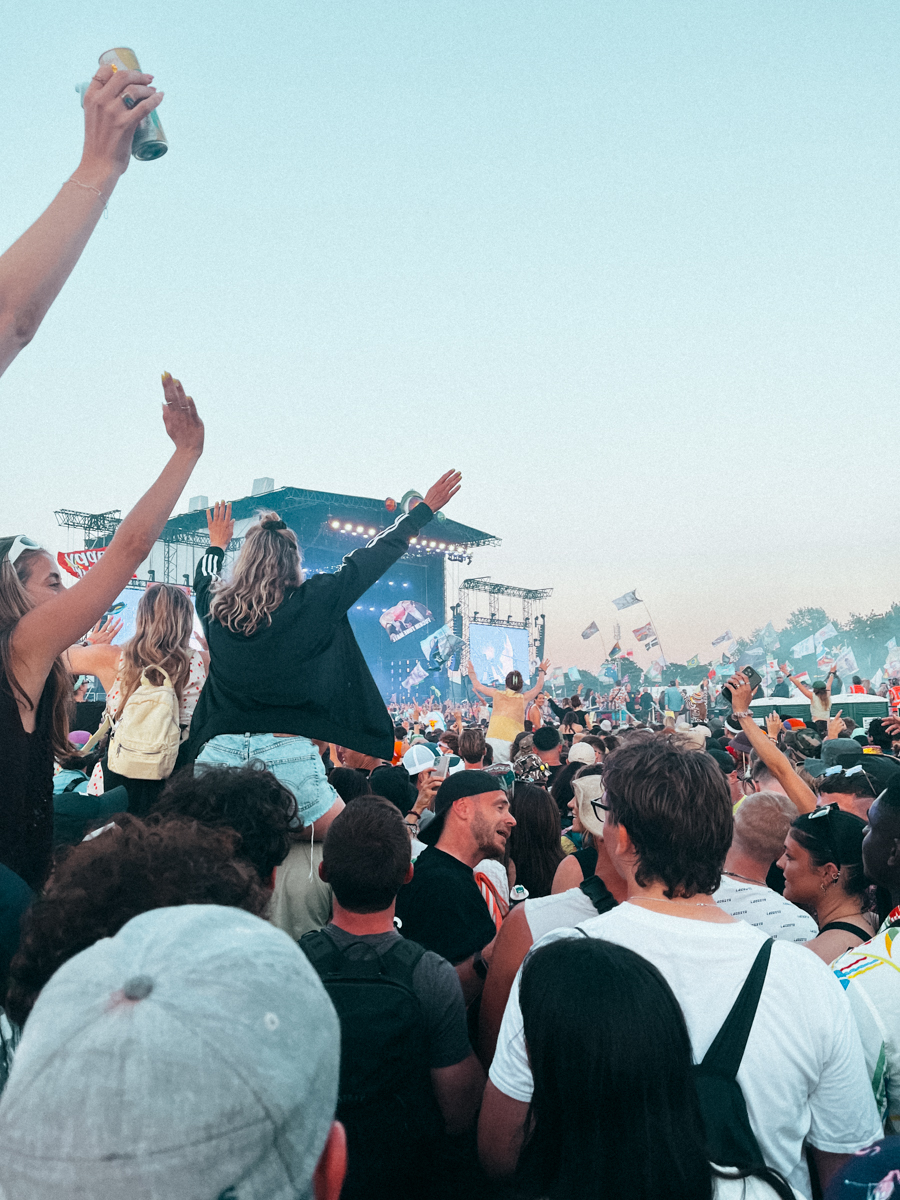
[{"xmin": 3, "ymin": 2, "xmax": 899, "ymax": 669}]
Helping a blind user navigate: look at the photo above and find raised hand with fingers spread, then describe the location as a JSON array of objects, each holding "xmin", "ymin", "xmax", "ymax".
[
  {"xmin": 206, "ymin": 502, "xmax": 235, "ymax": 551},
  {"xmin": 86, "ymin": 615, "xmax": 124, "ymax": 645},
  {"xmin": 423, "ymin": 471, "xmax": 462, "ymax": 514}
]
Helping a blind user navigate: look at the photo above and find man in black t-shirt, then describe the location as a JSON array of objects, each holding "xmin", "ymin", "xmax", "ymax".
[
  {"xmin": 395, "ymin": 771, "xmax": 515, "ymax": 1004},
  {"xmin": 531, "ymin": 725, "xmax": 564, "ymax": 786}
]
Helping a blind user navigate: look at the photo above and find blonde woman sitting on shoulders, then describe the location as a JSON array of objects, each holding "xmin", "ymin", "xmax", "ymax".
[{"xmin": 186, "ymin": 471, "xmax": 462, "ymax": 839}]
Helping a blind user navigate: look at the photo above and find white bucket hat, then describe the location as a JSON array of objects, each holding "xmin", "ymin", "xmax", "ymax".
[{"xmin": 573, "ymin": 775, "xmax": 608, "ymax": 838}]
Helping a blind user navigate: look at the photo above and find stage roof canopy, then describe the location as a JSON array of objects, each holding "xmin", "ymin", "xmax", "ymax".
[{"xmin": 157, "ymin": 485, "xmax": 500, "ymax": 550}]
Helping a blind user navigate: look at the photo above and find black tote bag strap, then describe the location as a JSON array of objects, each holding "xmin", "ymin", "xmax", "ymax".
[{"xmin": 700, "ymin": 939, "xmax": 773, "ymax": 1081}]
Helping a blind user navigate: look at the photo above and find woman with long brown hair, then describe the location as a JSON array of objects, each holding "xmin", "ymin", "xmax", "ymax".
[
  {"xmin": 67, "ymin": 583, "xmax": 207, "ymax": 813},
  {"xmin": 0, "ymin": 377, "xmax": 204, "ymax": 889},
  {"xmin": 187, "ymin": 472, "xmax": 462, "ymax": 837}
]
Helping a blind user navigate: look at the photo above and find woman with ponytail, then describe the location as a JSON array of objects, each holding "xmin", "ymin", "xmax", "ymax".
[{"xmin": 188, "ymin": 472, "xmax": 461, "ymax": 836}]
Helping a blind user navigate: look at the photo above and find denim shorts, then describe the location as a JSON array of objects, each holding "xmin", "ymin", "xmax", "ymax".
[{"xmin": 195, "ymin": 734, "xmax": 338, "ymax": 827}]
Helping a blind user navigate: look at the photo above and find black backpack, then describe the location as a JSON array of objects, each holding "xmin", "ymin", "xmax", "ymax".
[
  {"xmin": 298, "ymin": 931, "xmax": 443, "ymax": 1200},
  {"xmin": 693, "ymin": 938, "xmax": 795, "ymax": 1200},
  {"xmin": 579, "ymin": 874, "xmax": 617, "ymax": 916}
]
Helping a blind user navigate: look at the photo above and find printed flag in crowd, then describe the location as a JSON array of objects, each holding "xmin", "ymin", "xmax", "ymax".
[
  {"xmin": 612, "ymin": 591, "xmax": 641, "ymax": 611},
  {"xmin": 644, "ymin": 637, "xmax": 659, "ymax": 651},
  {"xmin": 633, "ymin": 622, "xmax": 656, "ymax": 643},
  {"xmin": 402, "ymin": 662, "xmax": 428, "ymax": 690},
  {"xmin": 814, "ymin": 623, "xmax": 838, "ymax": 650},
  {"xmin": 420, "ymin": 624, "xmax": 463, "ymax": 670},
  {"xmin": 581, "ymin": 621, "xmax": 599, "ymax": 640},
  {"xmin": 707, "ymin": 668, "xmax": 716, "ymax": 680},
  {"xmin": 738, "ymin": 647, "xmax": 765, "ymax": 669},
  {"xmin": 817, "ymin": 653, "xmax": 835, "ymax": 673},
  {"xmin": 712, "ymin": 630, "xmax": 734, "ymax": 647},
  {"xmin": 380, "ymin": 600, "xmax": 434, "ymax": 643},
  {"xmin": 568, "ymin": 667, "xmax": 582, "ymax": 682},
  {"xmin": 791, "ymin": 634, "xmax": 816, "ymax": 659},
  {"xmin": 834, "ymin": 647, "xmax": 859, "ymax": 677},
  {"xmin": 687, "ymin": 655, "xmax": 700, "ymax": 668},
  {"xmin": 608, "ymin": 641, "xmax": 621, "ymax": 657},
  {"xmin": 722, "ymin": 639, "xmax": 738, "ymax": 660}
]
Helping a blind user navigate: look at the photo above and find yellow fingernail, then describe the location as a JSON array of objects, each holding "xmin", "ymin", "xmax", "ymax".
[{"xmin": 161, "ymin": 371, "xmax": 171, "ymax": 382}]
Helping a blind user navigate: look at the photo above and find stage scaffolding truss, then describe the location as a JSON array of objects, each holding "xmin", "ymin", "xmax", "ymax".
[
  {"xmin": 455, "ymin": 577, "xmax": 552, "ymax": 667},
  {"xmin": 55, "ymin": 509, "xmax": 241, "ymax": 585}
]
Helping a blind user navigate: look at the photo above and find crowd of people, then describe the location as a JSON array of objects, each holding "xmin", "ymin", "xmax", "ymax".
[{"xmin": 4, "ymin": 64, "xmax": 900, "ymax": 1200}]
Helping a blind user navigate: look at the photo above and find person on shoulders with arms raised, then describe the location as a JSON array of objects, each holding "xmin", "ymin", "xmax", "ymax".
[
  {"xmin": 188, "ymin": 471, "xmax": 461, "ymax": 839},
  {"xmin": 467, "ymin": 661, "xmax": 549, "ymax": 763}
]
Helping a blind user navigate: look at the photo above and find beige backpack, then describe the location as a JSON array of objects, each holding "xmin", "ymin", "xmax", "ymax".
[{"xmin": 103, "ymin": 666, "xmax": 182, "ymax": 780}]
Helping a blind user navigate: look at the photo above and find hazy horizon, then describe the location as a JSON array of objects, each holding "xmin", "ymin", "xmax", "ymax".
[{"xmin": 3, "ymin": 2, "xmax": 899, "ymax": 674}]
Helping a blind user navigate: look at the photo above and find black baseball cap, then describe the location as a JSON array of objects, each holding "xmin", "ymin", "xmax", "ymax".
[{"xmin": 418, "ymin": 770, "xmax": 506, "ymax": 846}]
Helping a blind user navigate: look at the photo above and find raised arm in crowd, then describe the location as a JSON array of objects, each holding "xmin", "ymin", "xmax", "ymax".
[{"xmin": 0, "ymin": 65, "xmax": 162, "ymax": 377}]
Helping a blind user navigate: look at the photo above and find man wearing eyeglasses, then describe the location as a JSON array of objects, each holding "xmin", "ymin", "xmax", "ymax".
[{"xmin": 480, "ymin": 736, "xmax": 881, "ymax": 1197}]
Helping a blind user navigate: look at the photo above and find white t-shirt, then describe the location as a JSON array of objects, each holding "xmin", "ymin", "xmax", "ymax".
[
  {"xmin": 715, "ymin": 1171, "xmax": 801, "ymax": 1199},
  {"xmin": 489, "ymin": 902, "xmax": 881, "ymax": 1200},
  {"xmin": 523, "ymin": 886, "xmax": 597, "ymax": 942},
  {"xmin": 714, "ymin": 876, "xmax": 819, "ymax": 944}
]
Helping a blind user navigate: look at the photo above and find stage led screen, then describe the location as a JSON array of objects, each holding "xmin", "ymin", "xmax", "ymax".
[{"xmin": 468, "ymin": 623, "xmax": 531, "ymax": 687}]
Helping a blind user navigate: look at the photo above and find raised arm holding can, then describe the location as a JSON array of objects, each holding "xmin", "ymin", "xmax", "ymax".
[{"xmin": 0, "ymin": 57, "xmax": 164, "ymax": 378}]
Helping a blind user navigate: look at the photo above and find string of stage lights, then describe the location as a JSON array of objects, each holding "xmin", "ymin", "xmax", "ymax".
[{"xmin": 327, "ymin": 519, "xmax": 471, "ymax": 558}]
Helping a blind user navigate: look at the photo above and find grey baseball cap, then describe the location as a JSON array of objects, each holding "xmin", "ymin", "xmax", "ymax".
[{"xmin": 0, "ymin": 905, "xmax": 340, "ymax": 1200}]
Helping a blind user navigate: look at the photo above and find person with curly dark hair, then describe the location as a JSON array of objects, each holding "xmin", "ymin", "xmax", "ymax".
[
  {"xmin": 153, "ymin": 762, "xmax": 296, "ymax": 884},
  {"xmin": 5, "ymin": 815, "xmax": 269, "ymax": 1028}
]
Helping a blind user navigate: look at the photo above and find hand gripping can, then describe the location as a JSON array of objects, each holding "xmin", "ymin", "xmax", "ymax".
[{"xmin": 99, "ymin": 47, "xmax": 168, "ymax": 160}]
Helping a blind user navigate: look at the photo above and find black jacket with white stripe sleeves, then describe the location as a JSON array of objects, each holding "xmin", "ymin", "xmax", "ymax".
[{"xmin": 186, "ymin": 502, "xmax": 434, "ymax": 760}]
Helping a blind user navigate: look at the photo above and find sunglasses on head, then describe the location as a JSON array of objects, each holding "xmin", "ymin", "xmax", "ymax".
[{"xmin": 2, "ymin": 535, "xmax": 41, "ymax": 565}]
